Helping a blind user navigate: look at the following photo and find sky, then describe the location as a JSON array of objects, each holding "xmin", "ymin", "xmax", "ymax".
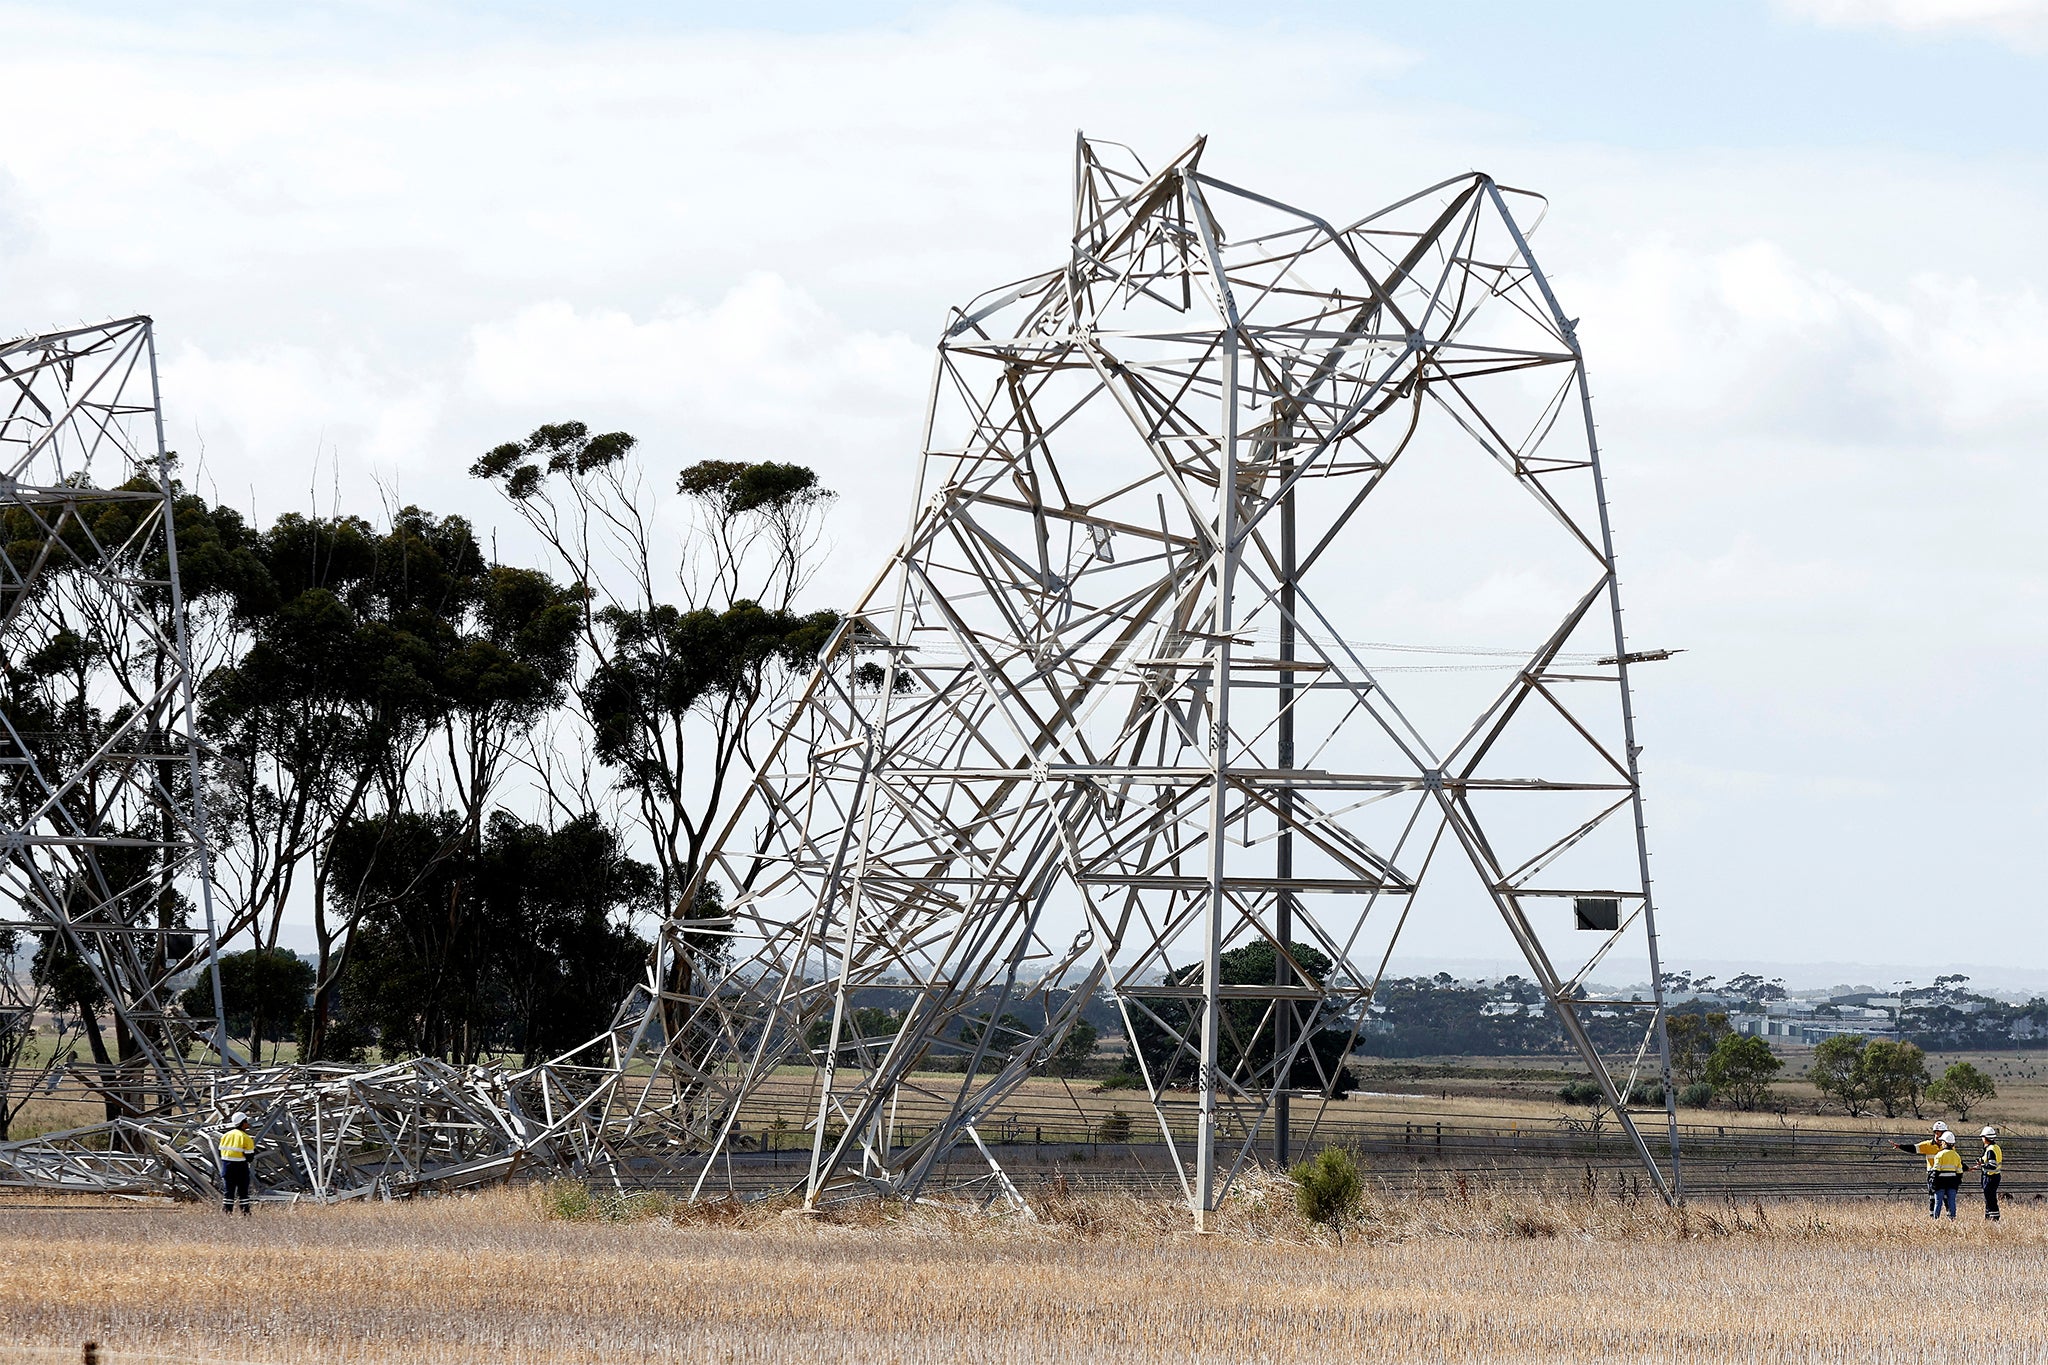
[{"xmin": 3, "ymin": 0, "xmax": 2044, "ymax": 981}]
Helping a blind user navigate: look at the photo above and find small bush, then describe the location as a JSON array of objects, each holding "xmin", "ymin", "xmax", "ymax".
[
  {"xmin": 1098, "ymin": 1057, "xmax": 1144, "ymax": 1091},
  {"xmin": 1679, "ymin": 1082, "xmax": 1715, "ymax": 1108},
  {"xmin": 1705, "ymin": 1034, "xmax": 1783, "ymax": 1111},
  {"xmin": 1927, "ymin": 1061, "xmax": 1996, "ymax": 1121},
  {"xmin": 1557, "ymin": 1080, "xmax": 1605, "ymax": 1106},
  {"xmin": 1290, "ymin": 1147, "xmax": 1363, "ymax": 1240},
  {"xmin": 539, "ymin": 1180, "xmax": 595, "ymax": 1221},
  {"xmin": 1096, "ymin": 1108, "xmax": 1134, "ymax": 1143},
  {"xmin": 535, "ymin": 1180, "xmax": 672, "ymax": 1223}
]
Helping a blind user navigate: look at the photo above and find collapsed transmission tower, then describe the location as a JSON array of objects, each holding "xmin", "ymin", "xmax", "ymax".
[
  {"xmin": 587, "ymin": 135, "xmax": 1683, "ymax": 1220},
  {"xmin": 0, "ymin": 317, "xmax": 232, "ymax": 1125},
  {"xmin": 0, "ymin": 140, "xmax": 1685, "ymax": 1213}
]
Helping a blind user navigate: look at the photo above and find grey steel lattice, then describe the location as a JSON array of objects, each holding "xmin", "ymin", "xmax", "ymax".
[
  {"xmin": 580, "ymin": 135, "xmax": 1683, "ymax": 1221},
  {"xmin": 0, "ymin": 1057, "xmax": 617, "ymax": 1200},
  {"xmin": 0, "ymin": 317, "xmax": 233, "ymax": 1121},
  {"xmin": 0, "ymin": 139, "xmax": 1684, "ymax": 1215}
]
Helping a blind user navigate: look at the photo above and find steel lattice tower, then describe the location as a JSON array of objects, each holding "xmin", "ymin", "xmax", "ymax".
[
  {"xmin": 587, "ymin": 135, "xmax": 1683, "ymax": 1217},
  {"xmin": 0, "ymin": 317, "xmax": 232, "ymax": 1123}
]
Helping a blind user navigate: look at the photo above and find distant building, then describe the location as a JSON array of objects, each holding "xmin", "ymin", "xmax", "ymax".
[{"xmin": 1729, "ymin": 1013, "xmax": 1890, "ymax": 1045}]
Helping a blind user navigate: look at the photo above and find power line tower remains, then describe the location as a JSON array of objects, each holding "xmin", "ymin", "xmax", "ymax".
[
  {"xmin": 596, "ymin": 135, "xmax": 1683, "ymax": 1219},
  {"xmin": 0, "ymin": 317, "xmax": 232, "ymax": 1126}
]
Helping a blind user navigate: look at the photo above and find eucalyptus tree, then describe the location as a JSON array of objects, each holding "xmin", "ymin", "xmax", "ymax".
[
  {"xmin": 470, "ymin": 426, "xmax": 840, "ymax": 918},
  {"xmin": 201, "ymin": 506, "xmax": 580, "ymax": 1058},
  {"xmin": 329, "ymin": 808, "xmax": 651, "ymax": 1065}
]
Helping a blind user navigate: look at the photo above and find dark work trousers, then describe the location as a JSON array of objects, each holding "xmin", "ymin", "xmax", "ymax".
[
  {"xmin": 221, "ymin": 1160, "xmax": 252, "ymax": 1214},
  {"xmin": 1983, "ymin": 1174, "xmax": 2002, "ymax": 1220},
  {"xmin": 1926, "ymin": 1172, "xmax": 1937, "ymax": 1216},
  {"xmin": 1932, "ymin": 1175, "xmax": 1962, "ymax": 1219}
]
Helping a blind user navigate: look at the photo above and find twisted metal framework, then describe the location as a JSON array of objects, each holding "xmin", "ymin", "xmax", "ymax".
[
  {"xmin": 0, "ymin": 321, "xmax": 632, "ymax": 1201},
  {"xmin": 0, "ymin": 139, "xmax": 1683, "ymax": 1216},
  {"xmin": 2, "ymin": 1058, "xmax": 612, "ymax": 1200},
  {"xmin": 0, "ymin": 318, "xmax": 232, "ymax": 1122},
  {"xmin": 590, "ymin": 135, "xmax": 1683, "ymax": 1219}
]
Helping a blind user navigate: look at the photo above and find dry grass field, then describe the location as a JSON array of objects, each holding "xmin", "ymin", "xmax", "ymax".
[{"xmin": 0, "ymin": 1178, "xmax": 2041, "ymax": 1365}]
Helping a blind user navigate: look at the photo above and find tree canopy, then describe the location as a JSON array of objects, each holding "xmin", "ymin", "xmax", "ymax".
[
  {"xmin": 2, "ymin": 422, "xmax": 846, "ymax": 1086},
  {"xmin": 1704, "ymin": 1034, "xmax": 1782, "ymax": 1110},
  {"xmin": 1124, "ymin": 941, "xmax": 1357, "ymax": 1098}
]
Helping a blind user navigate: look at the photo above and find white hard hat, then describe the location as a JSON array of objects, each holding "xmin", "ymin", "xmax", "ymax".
[
  {"xmin": 1931, "ymin": 1120, "xmax": 1948, "ymax": 1132},
  {"xmin": 230, "ymin": 1111, "xmax": 249, "ymax": 1127},
  {"xmin": 1981, "ymin": 1126, "xmax": 1998, "ymax": 1139},
  {"xmin": 1940, "ymin": 1131, "xmax": 1956, "ymax": 1145}
]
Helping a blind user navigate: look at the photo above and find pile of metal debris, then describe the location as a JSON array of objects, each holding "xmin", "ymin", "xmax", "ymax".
[{"xmin": 0, "ymin": 1057, "xmax": 618, "ymax": 1201}]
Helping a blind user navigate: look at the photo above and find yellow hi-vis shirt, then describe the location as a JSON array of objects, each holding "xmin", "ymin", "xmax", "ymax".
[
  {"xmin": 1913, "ymin": 1138, "xmax": 1943, "ymax": 1172},
  {"xmin": 219, "ymin": 1128, "xmax": 255, "ymax": 1162},
  {"xmin": 1982, "ymin": 1143, "xmax": 2003, "ymax": 1176},
  {"xmin": 1932, "ymin": 1146, "xmax": 1964, "ymax": 1176}
]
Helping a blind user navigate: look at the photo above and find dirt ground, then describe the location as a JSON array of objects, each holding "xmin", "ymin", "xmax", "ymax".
[{"xmin": 0, "ymin": 1179, "xmax": 2041, "ymax": 1365}]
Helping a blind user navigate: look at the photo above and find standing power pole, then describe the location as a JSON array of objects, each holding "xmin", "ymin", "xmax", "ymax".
[
  {"xmin": 583, "ymin": 135, "xmax": 1683, "ymax": 1217},
  {"xmin": 1273, "ymin": 461, "xmax": 1296, "ymax": 1171},
  {"xmin": 0, "ymin": 317, "xmax": 233, "ymax": 1122}
]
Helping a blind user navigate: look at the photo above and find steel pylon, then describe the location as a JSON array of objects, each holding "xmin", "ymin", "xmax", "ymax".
[
  {"xmin": 0, "ymin": 317, "xmax": 233, "ymax": 1123},
  {"xmin": 587, "ymin": 134, "xmax": 1683, "ymax": 1216}
]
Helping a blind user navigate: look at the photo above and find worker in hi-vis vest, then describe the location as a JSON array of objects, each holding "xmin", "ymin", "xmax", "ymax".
[
  {"xmin": 1973, "ymin": 1127, "xmax": 2003, "ymax": 1222},
  {"xmin": 1891, "ymin": 1119, "xmax": 1951, "ymax": 1217},
  {"xmin": 218, "ymin": 1112, "xmax": 256, "ymax": 1216},
  {"xmin": 1928, "ymin": 1131, "xmax": 1965, "ymax": 1219}
]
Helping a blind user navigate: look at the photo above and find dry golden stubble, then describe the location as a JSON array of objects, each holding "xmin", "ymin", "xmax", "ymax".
[{"xmin": 0, "ymin": 1180, "xmax": 2040, "ymax": 1364}]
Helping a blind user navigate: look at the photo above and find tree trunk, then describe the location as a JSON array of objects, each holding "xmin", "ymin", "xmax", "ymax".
[{"xmin": 75, "ymin": 1001, "xmax": 119, "ymax": 1124}]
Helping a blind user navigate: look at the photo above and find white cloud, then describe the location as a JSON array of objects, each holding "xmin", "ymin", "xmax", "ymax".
[
  {"xmin": 0, "ymin": 169, "xmax": 34, "ymax": 255},
  {"xmin": 1780, "ymin": 0, "xmax": 2048, "ymax": 45},
  {"xmin": 466, "ymin": 274, "xmax": 925, "ymax": 425},
  {"xmin": 160, "ymin": 343, "xmax": 443, "ymax": 518},
  {"xmin": 1579, "ymin": 239, "xmax": 2048, "ymax": 446}
]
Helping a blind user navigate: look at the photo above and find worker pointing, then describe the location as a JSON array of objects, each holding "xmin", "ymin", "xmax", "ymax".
[
  {"xmin": 218, "ymin": 1112, "xmax": 256, "ymax": 1216},
  {"xmin": 1973, "ymin": 1126, "xmax": 2003, "ymax": 1222},
  {"xmin": 1891, "ymin": 1120, "xmax": 1949, "ymax": 1217}
]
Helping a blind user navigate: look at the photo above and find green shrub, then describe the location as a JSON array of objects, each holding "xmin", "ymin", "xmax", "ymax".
[
  {"xmin": 1290, "ymin": 1147, "xmax": 1364, "ymax": 1240},
  {"xmin": 1857, "ymin": 1040, "xmax": 1929, "ymax": 1119},
  {"xmin": 1704, "ymin": 1034, "xmax": 1783, "ymax": 1111},
  {"xmin": 1096, "ymin": 1108, "xmax": 1134, "ymax": 1143},
  {"xmin": 537, "ymin": 1180, "xmax": 672, "ymax": 1223},
  {"xmin": 539, "ymin": 1179, "xmax": 596, "ymax": 1221},
  {"xmin": 1927, "ymin": 1061, "xmax": 1996, "ymax": 1121},
  {"xmin": 1679, "ymin": 1082, "xmax": 1715, "ymax": 1108},
  {"xmin": 1557, "ymin": 1079, "xmax": 1604, "ymax": 1106}
]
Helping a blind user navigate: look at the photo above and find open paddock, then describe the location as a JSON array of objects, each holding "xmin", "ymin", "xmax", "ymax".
[{"xmin": 0, "ymin": 1179, "xmax": 2041, "ymax": 1365}]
